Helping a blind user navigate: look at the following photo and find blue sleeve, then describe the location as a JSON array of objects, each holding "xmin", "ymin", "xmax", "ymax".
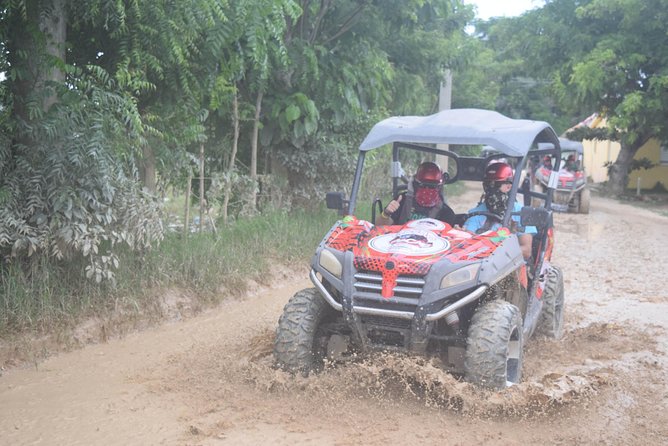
[
  {"xmin": 523, "ymin": 224, "xmax": 537, "ymax": 235},
  {"xmin": 463, "ymin": 215, "xmax": 484, "ymax": 233},
  {"xmin": 512, "ymin": 202, "xmax": 537, "ymax": 234},
  {"xmin": 463, "ymin": 204, "xmax": 485, "ymax": 233}
]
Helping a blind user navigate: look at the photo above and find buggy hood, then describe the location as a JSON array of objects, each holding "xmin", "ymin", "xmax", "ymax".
[{"xmin": 325, "ymin": 217, "xmax": 522, "ymax": 298}]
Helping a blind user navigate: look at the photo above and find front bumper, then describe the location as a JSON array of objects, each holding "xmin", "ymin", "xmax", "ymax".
[{"xmin": 310, "ymin": 268, "xmax": 487, "ymax": 352}]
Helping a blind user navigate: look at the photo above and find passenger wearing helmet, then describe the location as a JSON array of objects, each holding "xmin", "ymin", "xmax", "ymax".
[
  {"xmin": 564, "ymin": 154, "xmax": 579, "ymax": 171},
  {"xmin": 375, "ymin": 161, "xmax": 456, "ymax": 226},
  {"xmin": 463, "ymin": 162, "xmax": 536, "ymax": 260}
]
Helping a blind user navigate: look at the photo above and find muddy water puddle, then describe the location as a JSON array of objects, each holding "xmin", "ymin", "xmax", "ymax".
[{"xmin": 156, "ymin": 322, "xmax": 657, "ymax": 423}]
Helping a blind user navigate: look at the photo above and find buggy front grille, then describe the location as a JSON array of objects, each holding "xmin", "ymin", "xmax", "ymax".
[
  {"xmin": 361, "ymin": 314, "xmax": 412, "ymax": 330},
  {"xmin": 353, "ymin": 271, "xmax": 425, "ymax": 300}
]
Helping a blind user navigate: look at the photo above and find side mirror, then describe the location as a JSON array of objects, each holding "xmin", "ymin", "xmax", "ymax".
[
  {"xmin": 326, "ymin": 192, "xmax": 348, "ymax": 214},
  {"xmin": 520, "ymin": 206, "xmax": 552, "ymax": 230}
]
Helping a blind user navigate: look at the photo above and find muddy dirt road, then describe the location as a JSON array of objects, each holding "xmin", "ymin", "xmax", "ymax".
[{"xmin": 1, "ymin": 192, "xmax": 667, "ymax": 446}]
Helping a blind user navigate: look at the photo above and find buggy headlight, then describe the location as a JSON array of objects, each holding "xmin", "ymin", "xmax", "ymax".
[
  {"xmin": 319, "ymin": 250, "xmax": 342, "ymax": 278},
  {"xmin": 440, "ymin": 263, "xmax": 481, "ymax": 289}
]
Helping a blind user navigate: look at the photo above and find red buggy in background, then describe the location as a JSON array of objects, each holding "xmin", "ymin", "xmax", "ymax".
[{"xmin": 531, "ymin": 138, "xmax": 590, "ymax": 213}]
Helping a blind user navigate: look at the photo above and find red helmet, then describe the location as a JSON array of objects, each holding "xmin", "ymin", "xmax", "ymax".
[
  {"xmin": 484, "ymin": 162, "xmax": 514, "ymax": 183},
  {"xmin": 415, "ymin": 162, "xmax": 443, "ymax": 186}
]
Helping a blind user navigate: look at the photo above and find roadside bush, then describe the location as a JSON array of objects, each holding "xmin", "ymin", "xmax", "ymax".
[
  {"xmin": 0, "ymin": 75, "xmax": 163, "ymax": 285},
  {"xmin": 0, "ymin": 204, "xmax": 338, "ymax": 336}
]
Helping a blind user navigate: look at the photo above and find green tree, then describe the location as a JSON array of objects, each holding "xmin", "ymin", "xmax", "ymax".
[
  {"xmin": 451, "ymin": 43, "xmax": 500, "ymax": 110},
  {"xmin": 209, "ymin": 0, "xmax": 301, "ymax": 217},
  {"xmin": 261, "ymin": 0, "xmax": 475, "ymax": 205},
  {"xmin": 0, "ymin": 0, "xmax": 483, "ymax": 280},
  {"xmin": 459, "ymin": 9, "xmax": 577, "ymax": 133},
  {"xmin": 0, "ymin": 0, "xmax": 228, "ymax": 279},
  {"xmin": 501, "ymin": 0, "xmax": 668, "ymax": 194},
  {"xmin": 67, "ymin": 0, "xmax": 229, "ymax": 193}
]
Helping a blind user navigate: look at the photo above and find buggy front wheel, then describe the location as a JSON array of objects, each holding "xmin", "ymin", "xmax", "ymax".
[
  {"xmin": 579, "ymin": 188, "xmax": 591, "ymax": 214},
  {"xmin": 465, "ymin": 300, "xmax": 524, "ymax": 389},
  {"xmin": 273, "ymin": 287, "xmax": 338, "ymax": 375}
]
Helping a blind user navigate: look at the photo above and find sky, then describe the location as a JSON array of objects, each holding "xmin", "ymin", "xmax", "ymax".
[{"xmin": 465, "ymin": 0, "xmax": 545, "ymax": 20}]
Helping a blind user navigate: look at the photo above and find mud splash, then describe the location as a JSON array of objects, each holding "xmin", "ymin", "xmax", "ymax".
[{"xmin": 160, "ymin": 326, "xmax": 624, "ymax": 422}]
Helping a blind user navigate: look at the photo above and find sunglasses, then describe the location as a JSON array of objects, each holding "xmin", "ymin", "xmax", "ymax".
[
  {"xmin": 415, "ymin": 181, "xmax": 441, "ymax": 189},
  {"xmin": 487, "ymin": 181, "xmax": 512, "ymax": 189}
]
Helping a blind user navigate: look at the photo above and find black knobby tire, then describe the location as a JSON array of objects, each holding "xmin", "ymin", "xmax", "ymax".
[
  {"xmin": 465, "ymin": 300, "xmax": 524, "ymax": 389},
  {"xmin": 273, "ymin": 287, "xmax": 336, "ymax": 375},
  {"xmin": 568, "ymin": 194, "xmax": 579, "ymax": 212},
  {"xmin": 579, "ymin": 188, "xmax": 591, "ymax": 214},
  {"xmin": 538, "ymin": 266, "xmax": 565, "ymax": 339}
]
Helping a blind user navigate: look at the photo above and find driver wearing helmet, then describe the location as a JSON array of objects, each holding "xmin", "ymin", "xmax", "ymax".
[
  {"xmin": 376, "ymin": 161, "xmax": 456, "ymax": 226},
  {"xmin": 463, "ymin": 162, "xmax": 536, "ymax": 260}
]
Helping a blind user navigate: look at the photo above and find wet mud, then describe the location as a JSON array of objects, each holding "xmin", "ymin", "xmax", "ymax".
[{"xmin": 1, "ymin": 192, "xmax": 667, "ymax": 445}]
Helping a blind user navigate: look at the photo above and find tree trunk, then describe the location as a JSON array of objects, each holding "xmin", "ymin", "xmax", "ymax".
[
  {"xmin": 199, "ymin": 143, "xmax": 205, "ymax": 233},
  {"xmin": 250, "ymin": 91, "xmax": 263, "ymax": 180},
  {"xmin": 140, "ymin": 145, "xmax": 157, "ymax": 194},
  {"xmin": 222, "ymin": 89, "xmax": 240, "ymax": 225},
  {"xmin": 40, "ymin": 0, "xmax": 67, "ymax": 111},
  {"xmin": 246, "ymin": 90, "xmax": 263, "ymax": 213},
  {"xmin": 607, "ymin": 134, "xmax": 649, "ymax": 195},
  {"xmin": 7, "ymin": 0, "xmax": 67, "ymax": 124},
  {"xmin": 184, "ymin": 170, "xmax": 192, "ymax": 236}
]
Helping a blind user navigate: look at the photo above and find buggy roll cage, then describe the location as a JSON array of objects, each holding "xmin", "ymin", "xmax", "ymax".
[{"xmin": 345, "ymin": 109, "xmax": 563, "ymax": 228}]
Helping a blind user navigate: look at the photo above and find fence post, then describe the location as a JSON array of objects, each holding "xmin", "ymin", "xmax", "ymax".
[
  {"xmin": 199, "ymin": 144, "xmax": 205, "ymax": 232},
  {"xmin": 184, "ymin": 169, "xmax": 192, "ymax": 237}
]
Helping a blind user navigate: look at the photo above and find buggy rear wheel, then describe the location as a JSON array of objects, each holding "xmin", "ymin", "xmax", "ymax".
[
  {"xmin": 465, "ymin": 300, "xmax": 524, "ymax": 389},
  {"xmin": 538, "ymin": 266, "xmax": 565, "ymax": 339},
  {"xmin": 273, "ymin": 287, "xmax": 338, "ymax": 375}
]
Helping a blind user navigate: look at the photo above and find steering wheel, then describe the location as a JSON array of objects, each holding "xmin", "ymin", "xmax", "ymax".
[{"xmin": 466, "ymin": 211, "xmax": 503, "ymax": 222}]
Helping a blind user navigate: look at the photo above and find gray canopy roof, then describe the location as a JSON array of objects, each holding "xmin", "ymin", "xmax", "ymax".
[
  {"xmin": 359, "ymin": 108, "xmax": 559, "ymax": 157},
  {"xmin": 558, "ymin": 138, "xmax": 584, "ymax": 153},
  {"xmin": 538, "ymin": 137, "xmax": 583, "ymax": 153}
]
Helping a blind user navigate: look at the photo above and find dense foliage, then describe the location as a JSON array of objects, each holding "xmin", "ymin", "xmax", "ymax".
[
  {"xmin": 0, "ymin": 0, "xmax": 476, "ymax": 281},
  {"xmin": 3, "ymin": 0, "xmax": 668, "ymax": 290},
  {"xmin": 465, "ymin": 0, "xmax": 668, "ymax": 194}
]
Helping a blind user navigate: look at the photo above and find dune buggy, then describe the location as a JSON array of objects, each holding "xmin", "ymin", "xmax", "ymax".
[
  {"xmin": 531, "ymin": 138, "xmax": 590, "ymax": 213},
  {"xmin": 273, "ymin": 109, "xmax": 566, "ymax": 389}
]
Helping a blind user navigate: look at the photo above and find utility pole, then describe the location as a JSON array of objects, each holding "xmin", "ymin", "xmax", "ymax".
[
  {"xmin": 439, "ymin": 69, "xmax": 452, "ymax": 112},
  {"xmin": 436, "ymin": 69, "xmax": 452, "ymax": 172}
]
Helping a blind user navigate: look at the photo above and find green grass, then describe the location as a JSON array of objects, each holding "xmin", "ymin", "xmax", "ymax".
[
  {"xmin": 0, "ymin": 206, "xmax": 339, "ymax": 337},
  {"xmin": 0, "ymin": 189, "xmax": 469, "ymax": 337}
]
